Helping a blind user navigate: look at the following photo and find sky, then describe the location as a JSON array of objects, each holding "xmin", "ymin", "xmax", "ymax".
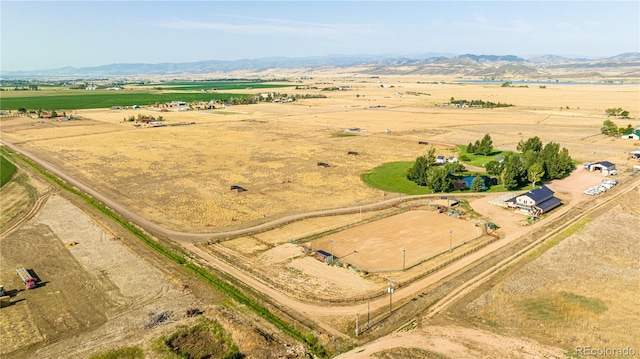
[{"xmin": 1, "ymin": 1, "xmax": 639, "ymax": 71}]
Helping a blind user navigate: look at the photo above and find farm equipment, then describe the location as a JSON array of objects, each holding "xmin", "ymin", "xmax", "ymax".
[
  {"xmin": 16, "ymin": 267, "xmax": 38, "ymax": 289},
  {"xmin": 0, "ymin": 286, "xmax": 9, "ymax": 308}
]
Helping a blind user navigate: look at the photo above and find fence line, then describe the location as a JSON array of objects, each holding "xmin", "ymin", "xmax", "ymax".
[{"xmin": 205, "ymin": 231, "xmax": 502, "ymax": 305}]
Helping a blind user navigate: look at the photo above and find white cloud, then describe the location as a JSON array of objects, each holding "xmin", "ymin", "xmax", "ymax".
[{"xmin": 156, "ymin": 14, "xmax": 374, "ymax": 37}]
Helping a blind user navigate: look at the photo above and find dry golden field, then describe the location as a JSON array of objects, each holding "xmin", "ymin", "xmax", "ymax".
[{"xmin": 1, "ymin": 76, "xmax": 638, "ymax": 232}]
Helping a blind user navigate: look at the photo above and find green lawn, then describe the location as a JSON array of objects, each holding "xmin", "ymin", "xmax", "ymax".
[
  {"xmin": 362, "ymin": 161, "xmax": 534, "ymax": 194},
  {"xmin": 457, "ymin": 145, "xmax": 515, "ymax": 168},
  {"xmin": 0, "ymin": 155, "xmax": 17, "ymax": 187},
  {"xmin": 361, "ymin": 162, "xmax": 433, "ymax": 194}
]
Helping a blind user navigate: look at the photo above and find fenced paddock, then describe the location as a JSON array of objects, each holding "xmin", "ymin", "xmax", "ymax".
[{"xmin": 310, "ymin": 210, "xmax": 482, "ymax": 272}]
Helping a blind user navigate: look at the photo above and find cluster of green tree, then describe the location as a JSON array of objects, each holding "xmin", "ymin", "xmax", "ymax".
[
  {"xmin": 501, "ymin": 81, "xmax": 528, "ymax": 88},
  {"xmin": 601, "ymin": 119, "xmax": 635, "ymax": 136},
  {"xmin": 0, "ymin": 85, "xmax": 39, "ymax": 91},
  {"xmin": 449, "ymin": 97, "xmax": 513, "ymax": 108},
  {"xmin": 406, "ymin": 147, "xmax": 467, "ymax": 192},
  {"xmin": 256, "ymin": 92, "xmax": 327, "ymax": 102},
  {"xmin": 124, "ymin": 114, "xmax": 164, "ymax": 122},
  {"xmin": 466, "ymin": 134, "xmax": 494, "ymax": 156},
  {"xmin": 484, "ymin": 137, "xmax": 573, "ymax": 190},
  {"xmin": 224, "ymin": 96, "xmax": 257, "ymax": 105},
  {"xmin": 321, "ymin": 86, "xmax": 351, "ymax": 91},
  {"xmin": 604, "ymin": 108, "xmax": 630, "ymax": 118}
]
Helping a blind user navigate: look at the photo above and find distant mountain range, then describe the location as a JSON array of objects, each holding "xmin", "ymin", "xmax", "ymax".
[{"xmin": 2, "ymin": 53, "xmax": 639, "ymax": 79}]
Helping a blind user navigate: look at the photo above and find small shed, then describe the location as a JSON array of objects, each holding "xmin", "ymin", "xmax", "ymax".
[
  {"xmin": 314, "ymin": 250, "xmax": 333, "ymax": 262},
  {"xmin": 436, "ymin": 156, "xmax": 447, "ymax": 164}
]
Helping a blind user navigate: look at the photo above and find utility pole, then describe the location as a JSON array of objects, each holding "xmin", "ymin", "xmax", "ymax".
[
  {"xmin": 449, "ymin": 230, "xmax": 453, "ymax": 252},
  {"xmin": 387, "ymin": 279, "xmax": 394, "ymax": 314},
  {"xmin": 402, "ymin": 248, "xmax": 407, "ymax": 270},
  {"xmin": 355, "ymin": 312, "xmax": 359, "ymax": 336},
  {"xmin": 330, "ymin": 240, "xmax": 335, "ymax": 262}
]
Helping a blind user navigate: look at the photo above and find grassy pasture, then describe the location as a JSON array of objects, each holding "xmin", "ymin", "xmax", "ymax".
[
  {"xmin": 0, "ymin": 90, "xmax": 247, "ymax": 111},
  {"xmin": 0, "ymin": 155, "xmax": 17, "ymax": 187},
  {"xmin": 361, "ymin": 161, "xmax": 433, "ymax": 194},
  {"xmin": 361, "ymin": 161, "xmax": 532, "ymax": 194}
]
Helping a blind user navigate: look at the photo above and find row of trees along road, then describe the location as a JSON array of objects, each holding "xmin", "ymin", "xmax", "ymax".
[{"xmin": 407, "ymin": 135, "xmax": 574, "ymax": 192}]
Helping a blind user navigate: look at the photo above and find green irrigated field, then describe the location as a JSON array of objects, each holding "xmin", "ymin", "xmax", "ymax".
[
  {"xmin": 0, "ymin": 90, "xmax": 247, "ymax": 111},
  {"xmin": 0, "ymin": 155, "xmax": 17, "ymax": 187}
]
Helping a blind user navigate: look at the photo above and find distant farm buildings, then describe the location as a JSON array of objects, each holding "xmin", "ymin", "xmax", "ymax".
[
  {"xmin": 505, "ymin": 186, "xmax": 562, "ymax": 215},
  {"xmin": 621, "ymin": 131, "xmax": 640, "ymax": 140}
]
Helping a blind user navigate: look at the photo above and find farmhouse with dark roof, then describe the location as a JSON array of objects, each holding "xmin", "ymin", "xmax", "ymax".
[{"xmin": 506, "ymin": 186, "xmax": 562, "ymax": 215}]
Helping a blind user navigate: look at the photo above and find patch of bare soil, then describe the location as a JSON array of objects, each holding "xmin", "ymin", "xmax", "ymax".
[
  {"xmin": 285, "ymin": 256, "xmax": 377, "ymax": 297},
  {"xmin": 0, "ymin": 194, "xmax": 197, "ymax": 358},
  {"xmin": 334, "ymin": 325, "xmax": 565, "ymax": 359},
  {"xmin": 463, "ymin": 189, "xmax": 640, "ymax": 352},
  {"xmin": 257, "ymin": 242, "xmax": 305, "ymax": 265}
]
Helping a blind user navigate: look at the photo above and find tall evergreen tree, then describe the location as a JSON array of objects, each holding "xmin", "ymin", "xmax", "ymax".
[
  {"xmin": 470, "ymin": 176, "xmax": 484, "ymax": 192},
  {"xmin": 427, "ymin": 166, "xmax": 450, "ymax": 192},
  {"xmin": 501, "ymin": 166, "xmax": 519, "ymax": 190},
  {"xmin": 477, "ymin": 134, "xmax": 493, "ymax": 155},
  {"xmin": 517, "ymin": 136, "xmax": 543, "ymax": 153},
  {"xmin": 485, "ymin": 160, "xmax": 503, "ymax": 176}
]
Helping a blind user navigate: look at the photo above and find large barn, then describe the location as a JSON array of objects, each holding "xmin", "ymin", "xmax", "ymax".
[
  {"xmin": 506, "ymin": 186, "xmax": 562, "ymax": 215},
  {"xmin": 588, "ymin": 161, "xmax": 616, "ymax": 175}
]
